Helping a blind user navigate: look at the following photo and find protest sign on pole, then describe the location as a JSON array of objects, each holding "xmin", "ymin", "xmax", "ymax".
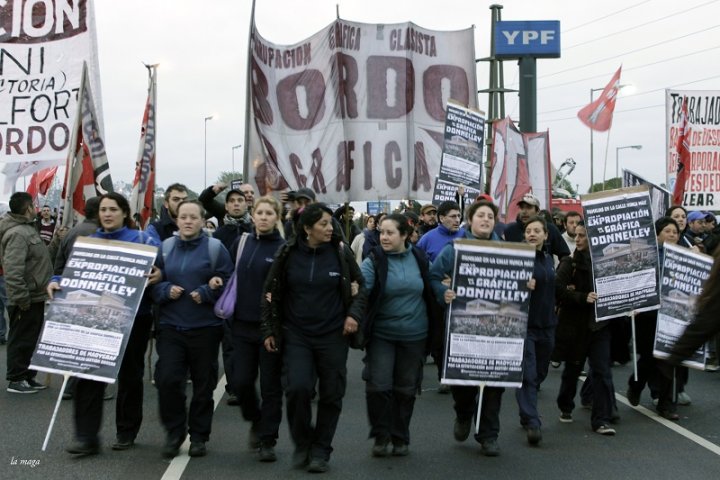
[
  {"xmin": 0, "ymin": 0, "xmax": 103, "ymax": 192},
  {"xmin": 582, "ymin": 185, "xmax": 660, "ymax": 321},
  {"xmin": 441, "ymin": 240, "xmax": 536, "ymax": 388},
  {"xmin": 665, "ymin": 90, "xmax": 720, "ymax": 210},
  {"xmin": 653, "ymin": 243, "xmax": 712, "ymax": 370},
  {"xmin": 622, "ymin": 169, "xmax": 670, "ymax": 222},
  {"xmin": 244, "ymin": 18, "xmax": 478, "ymax": 202},
  {"xmin": 431, "ymin": 102, "xmax": 484, "ymax": 204},
  {"xmin": 30, "ymin": 237, "xmax": 157, "ymax": 383}
]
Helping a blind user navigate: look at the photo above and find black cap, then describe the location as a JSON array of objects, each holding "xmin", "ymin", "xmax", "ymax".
[{"xmin": 288, "ymin": 187, "xmax": 316, "ymax": 202}]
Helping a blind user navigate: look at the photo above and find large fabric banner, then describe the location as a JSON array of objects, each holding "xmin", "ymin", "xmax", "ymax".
[
  {"xmin": 665, "ymin": 89, "xmax": 720, "ymax": 210},
  {"xmin": 489, "ymin": 117, "xmax": 551, "ymax": 223},
  {"xmin": 622, "ymin": 168, "xmax": 670, "ymax": 221},
  {"xmin": 245, "ymin": 19, "xmax": 477, "ymax": 203},
  {"xmin": 582, "ymin": 186, "xmax": 660, "ymax": 321},
  {"xmin": 30, "ymin": 238, "xmax": 156, "ymax": 383},
  {"xmin": 130, "ymin": 65, "xmax": 157, "ymax": 229},
  {"xmin": 0, "ymin": 0, "xmax": 103, "ymax": 190},
  {"xmin": 441, "ymin": 240, "xmax": 535, "ymax": 388},
  {"xmin": 653, "ymin": 243, "xmax": 711, "ymax": 370}
]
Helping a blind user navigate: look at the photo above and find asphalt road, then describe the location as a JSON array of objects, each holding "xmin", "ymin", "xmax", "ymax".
[{"xmin": 1, "ymin": 343, "xmax": 719, "ymax": 480}]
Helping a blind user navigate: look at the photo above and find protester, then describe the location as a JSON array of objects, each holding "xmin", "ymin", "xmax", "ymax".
[
  {"xmin": 516, "ymin": 215, "xmax": 557, "ymax": 446},
  {"xmin": 205, "ymin": 218, "xmax": 218, "ymax": 234},
  {"xmin": 626, "ymin": 217, "xmax": 682, "ymax": 421},
  {"xmin": 684, "ymin": 211, "xmax": 707, "ymax": 250},
  {"xmin": 333, "ymin": 205, "xmax": 361, "ymax": 244},
  {"xmin": 351, "ymin": 215, "xmax": 375, "ymax": 265},
  {"xmin": 361, "ymin": 213, "xmax": 386, "ymax": 260},
  {"xmin": 239, "ymin": 183, "xmax": 257, "ymax": 211},
  {"xmin": 47, "ymin": 192, "xmax": 160, "ymax": 455},
  {"xmin": 228, "ymin": 196, "xmax": 286, "ymax": 462},
  {"xmin": 361, "ymin": 213, "xmax": 433, "ymax": 458},
  {"xmin": 152, "ymin": 200, "xmax": 233, "ymax": 458},
  {"xmin": 0, "ymin": 192, "xmax": 53, "ymax": 394},
  {"xmin": 561, "ymin": 211, "xmax": 582, "ymax": 253},
  {"xmin": 503, "ymin": 193, "xmax": 570, "ymax": 262},
  {"xmin": 261, "ymin": 203, "xmax": 366, "ymax": 473},
  {"xmin": 554, "ymin": 222, "xmax": 616, "ymax": 435},
  {"xmin": 282, "ymin": 188, "xmax": 316, "ymax": 238},
  {"xmin": 418, "ymin": 204, "xmax": 438, "ymax": 236},
  {"xmin": 430, "ymin": 200, "xmax": 505, "ymax": 456},
  {"xmin": 36, "ymin": 204, "xmax": 56, "ymax": 245},
  {"xmin": 416, "ymin": 200, "xmax": 464, "ymax": 262},
  {"xmin": 146, "ymin": 183, "xmax": 189, "ymax": 242}
]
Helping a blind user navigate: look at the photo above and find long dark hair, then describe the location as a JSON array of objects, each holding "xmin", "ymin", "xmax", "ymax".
[
  {"xmin": 99, "ymin": 192, "xmax": 135, "ymax": 229},
  {"xmin": 297, "ymin": 203, "xmax": 333, "ymax": 239}
]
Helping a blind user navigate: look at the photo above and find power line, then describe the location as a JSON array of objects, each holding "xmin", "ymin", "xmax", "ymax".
[
  {"xmin": 562, "ymin": 0, "xmax": 654, "ymax": 34},
  {"xmin": 564, "ymin": 0, "xmax": 719, "ymax": 50}
]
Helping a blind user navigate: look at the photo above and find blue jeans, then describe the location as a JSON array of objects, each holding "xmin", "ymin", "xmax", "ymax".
[
  {"xmin": 516, "ymin": 327, "xmax": 555, "ymax": 429},
  {"xmin": 365, "ymin": 337, "xmax": 425, "ymax": 445}
]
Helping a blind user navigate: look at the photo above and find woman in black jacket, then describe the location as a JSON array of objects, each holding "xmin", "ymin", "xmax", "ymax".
[
  {"xmin": 554, "ymin": 222, "xmax": 616, "ymax": 435},
  {"xmin": 261, "ymin": 203, "xmax": 366, "ymax": 474}
]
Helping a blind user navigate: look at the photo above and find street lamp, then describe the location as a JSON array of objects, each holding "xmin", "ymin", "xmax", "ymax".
[
  {"xmin": 589, "ymin": 84, "xmax": 631, "ymax": 191},
  {"xmin": 616, "ymin": 144, "xmax": 642, "ymax": 180},
  {"xmin": 231, "ymin": 144, "xmax": 242, "ymax": 175},
  {"xmin": 204, "ymin": 115, "xmax": 213, "ymax": 187}
]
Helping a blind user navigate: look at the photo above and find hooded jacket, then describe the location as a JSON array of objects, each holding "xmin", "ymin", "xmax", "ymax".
[{"xmin": 0, "ymin": 212, "xmax": 53, "ymax": 308}]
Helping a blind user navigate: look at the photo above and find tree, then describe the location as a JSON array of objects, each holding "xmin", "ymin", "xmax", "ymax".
[{"xmin": 589, "ymin": 177, "xmax": 622, "ymax": 193}]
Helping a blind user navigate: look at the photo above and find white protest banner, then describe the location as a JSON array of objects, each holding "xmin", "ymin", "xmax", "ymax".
[
  {"xmin": 653, "ymin": 243, "xmax": 711, "ymax": 370},
  {"xmin": 665, "ymin": 90, "xmax": 720, "ymax": 210},
  {"xmin": 622, "ymin": 168, "xmax": 670, "ymax": 222},
  {"xmin": 433, "ymin": 101, "xmax": 484, "ymax": 193},
  {"xmin": 0, "ymin": 0, "xmax": 103, "ymax": 190},
  {"xmin": 244, "ymin": 18, "xmax": 477, "ymax": 202},
  {"xmin": 489, "ymin": 117, "xmax": 550, "ymax": 223},
  {"xmin": 442, "ymin": 240, "xmax": 535, "ymax": 388},
  {"xmin": 30, "ymin": 237, "xmax": 156, "ymax": 383},
  {"xmin": 582, "ymin": 186, "xmax": 660, "ymax": 321}
]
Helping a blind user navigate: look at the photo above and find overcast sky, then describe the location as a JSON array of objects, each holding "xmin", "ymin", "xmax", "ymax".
[{"xmin": 5, "ymin": 0, "xmax": 719, "ymax": 200}]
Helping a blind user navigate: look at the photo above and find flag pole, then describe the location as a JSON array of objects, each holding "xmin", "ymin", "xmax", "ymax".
[{"xmin": 61, "ymin": 62, "xmax": 87, "ymax": 228}]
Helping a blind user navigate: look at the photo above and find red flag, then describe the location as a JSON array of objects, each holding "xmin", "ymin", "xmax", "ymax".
[
  {"xmin": 130, "ymin": 65, "xmax": 158, "ymax": 229},
  {"xmin": 577, "ymin": 66, "xmax": 622, "ymax": 132},
  {"xmin": 61, "ymin": 62, "xmax": 114, "ymax": 227},
  {"xmin": 672, "ymin": 100, "xmax": 691, "ymax": 206},
  {"xmin": 26, "ymin": 166, "xmax": 58, "ymax": 200}
]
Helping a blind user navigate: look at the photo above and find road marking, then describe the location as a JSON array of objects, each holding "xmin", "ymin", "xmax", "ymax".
[
  {"xmin": 160, "ymin": 375, "xmax": 228, "ymax": 480},
  {"xmin": 615, "ymin": 393, "xmax": 720, "ymax": 456}
]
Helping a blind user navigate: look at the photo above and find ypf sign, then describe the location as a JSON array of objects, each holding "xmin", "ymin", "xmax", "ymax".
[{"xmin": 494, "ymin": 21, "xmax": 561, "ymax": 59}]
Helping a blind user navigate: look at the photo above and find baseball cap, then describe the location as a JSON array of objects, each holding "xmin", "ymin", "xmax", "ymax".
[
  {"xmin": 687, "ymin": 211, "xmax": 705, "ymax": 222},
  {"xmin": 288, "ymin": 188, "xmax": 316, "ymax": 202},
  {"xmin": 421, "ymin": 204, "xmax": 437, "ymax": 214},
  {"xmin": 476, "ymin": 193, "xmax": 494, "ymax": 203},
  {"xmin": 517, "ymin": 193, "xmax": 540, "ymax": 208}
]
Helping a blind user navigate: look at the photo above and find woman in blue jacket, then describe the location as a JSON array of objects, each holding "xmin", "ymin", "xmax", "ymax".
[
  {"xmin": 152, "ymin": 200, "xmax": 233, "ymax": 458},
  {"xmin": 516, "ymin": 215, "xmax": 556, "ymax": 446},
  {"xmin": 228, "ymin": 196, "xmax": 286, "ymax": 462},
  {"xmin": 361, "ymin": 213, "xmax": 433, "ymax": 458},
  {"xmin": 48, "ymin": 192, "xmax": 160, "ymax": 455},
  {"xmin": 430, "ymin": 200, "xmax": 505, "ymax": 457}
]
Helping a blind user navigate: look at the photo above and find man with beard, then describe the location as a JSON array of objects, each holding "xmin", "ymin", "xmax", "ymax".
[
  {"xmin": 146, "ymin": 184, "xmax": 189, "ymax": 242},
  {"xmin": 504, "ymin": 194, "xmax": 570, "ymax": 261}
]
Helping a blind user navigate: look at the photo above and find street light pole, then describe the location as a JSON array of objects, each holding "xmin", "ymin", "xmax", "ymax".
[
  {"xmin": 231, "ymin": 144, "xmax": 242, "ymax": 175},
  {"xmin": 204, "ymin": 115, "xmax": 213, "ymax": 187},
  {"xmin": 616, "ymin": 144, "xmax": 642, "ymax": 180}
]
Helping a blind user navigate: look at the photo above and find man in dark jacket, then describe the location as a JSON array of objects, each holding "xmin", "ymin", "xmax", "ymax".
[
  {"xmin": 213, "ymin": 189, "xmax": 253, "ymax": 251},
  {"xmin": 146, "ymin": 183, "xmax": 189, "ymax": 243},
  {"xmin": 503, "ymin": 193, "xmax": 570, "ymax": 261}
]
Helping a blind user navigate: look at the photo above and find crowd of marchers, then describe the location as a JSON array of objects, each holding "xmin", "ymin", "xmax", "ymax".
[{"xmin": 1, "ymin": 184, "xmax": 719, "ymax": 474}]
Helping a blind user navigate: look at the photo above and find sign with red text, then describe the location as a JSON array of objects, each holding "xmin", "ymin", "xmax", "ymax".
[
  {"xmin": 0, "ymin": 0, "xmax": 103, "ymax": 189},
  {"xmin": 666, "ymin": 90, "xmax": 720, "ymax": 210},
  {"xmin": 244, "ymin": 19, "xmax": 477, "ymax": 203}
]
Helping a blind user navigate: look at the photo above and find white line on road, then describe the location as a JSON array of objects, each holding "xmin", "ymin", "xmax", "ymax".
[{"xmin": 160, "ymin": 375, "xmax": 228, "ymax": 480}]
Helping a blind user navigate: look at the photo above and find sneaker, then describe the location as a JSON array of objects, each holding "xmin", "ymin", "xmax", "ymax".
[
  {"xmin": 292, "ymin": 447, "xmax": 310, "ymax": 469},
  {"xmin": 226, "ymin": 393, "xmax": 240, "ymax": 406},
  {"xmin": 677, "ymin": 392, "xmax": 692, "ymax": 406},
  {"xmin": 307, "ymin": 457, "xmax": 329, "ymax": 473},
  {"xmin": 527, "ymin": 428, "xmax": 542, "ymax": 446},
  {"xmin": 551, "ymin": 361, "xmax": 561, "ymax": 368},
  {"xmin": 66, "ymin": 441, "xmax": 100, "ymax": 455},
  {"xmin": 391, "ymin": 443, "xmax": 409, "ymax": 457},
  {"xmin": 248, "ymin": 425, "xmax": 261, "ymax": 450},
  {"xmin": 581, "ymin": 400, "xmax": 592, "ymax": 409},
  {"xmin": 480, "ymin": 439, "xmax": 500, "ymax": 457},
  {"xmin": 111, "ymin": 437, "xmax": 135, "ymax": 451},
  {"xmin": 188, "ymin": 441, "xmax": 207, "ymax": 457},
  {"xmin": 7, "ymin": 380, "xmax": 39, "ymax": 394},
  {"xmin": 162, "ymin": 436, "xmax": 184, "ymax": 459},
  {"xmin": 104, "ymin": 389, "xmax": 115, "ymax": 401},
  {"xmin": 371, "ymin": 437, "xmax": 390, "ymax": 458},
  {"xmin": 258, "ymin": 443, "xmax": 277, "ymax": 462},
  {"xmin": 559, "ymin": 412, "xmax": 573, "ymax": 423},
  {"xmin": 595, "ymin": 425, "xmax": 616, "ymax": 435},
  {"xmin": 454, "ymin": 417, "xmax": 472, "ymax": 442},
  {"xmin": 652, "ymin": 398, "xmax": 659, "ymax": 407},
  {"xmin": 658, "ymin": 410, "xmax": 680, "ymax": 421},
  {"xmin": 626, "ymin": 384, "xmax": 641, "ymax": 406},
  {"xmin": 26, "ymin": 378, "xmax": 48, "ymax": 390}
]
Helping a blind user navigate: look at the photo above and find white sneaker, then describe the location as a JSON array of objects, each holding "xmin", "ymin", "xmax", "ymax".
[{"xmin": 677, "ymin": 392, "xmax": 692, "ymax": 406}]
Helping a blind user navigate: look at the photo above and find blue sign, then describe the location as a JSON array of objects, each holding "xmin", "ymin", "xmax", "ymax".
[
  {"xmin": 366, "ymin": 201, "xmax": 391, "ymax": 215},
  {"xmin": 494, "ymin": 21, "xmax": 561, "ymax": 59}
]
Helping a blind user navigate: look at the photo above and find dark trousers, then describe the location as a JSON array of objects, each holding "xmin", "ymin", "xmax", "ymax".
[
  {"xmin": 452, "ymin": 385, "xmax": 505, "ymax": 442},
  {"xmin": 283, "ymin": 327, "xmax": 348, "ymax": 461},
  {"xmin": 365, "ymin": 337, "xmax": 425, "ymax": 445},
  {"xmin": 229, "ymin": 323, "xmax": 283, "ymax": 444},
  {"xmin": 516, "ymin": 327, "xmax": 554, "ymax": 429},
  {"xmin": 73, "ymin": 313, "xmax": 153, "ymax": 444},
  {"xmin": 222, "ymin": 323, "xmax": 233, "ymax": 393},
  {"xmin": 155, "ymin": 325, "xmax": 223, "ymax": 443},
  {"xmin": 557, "ymin": 327, "xmax": 614, "ymax": 429},
  {"xmin": 6, "ymin": 303, "xmax": 44, "ymax": 382}
]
